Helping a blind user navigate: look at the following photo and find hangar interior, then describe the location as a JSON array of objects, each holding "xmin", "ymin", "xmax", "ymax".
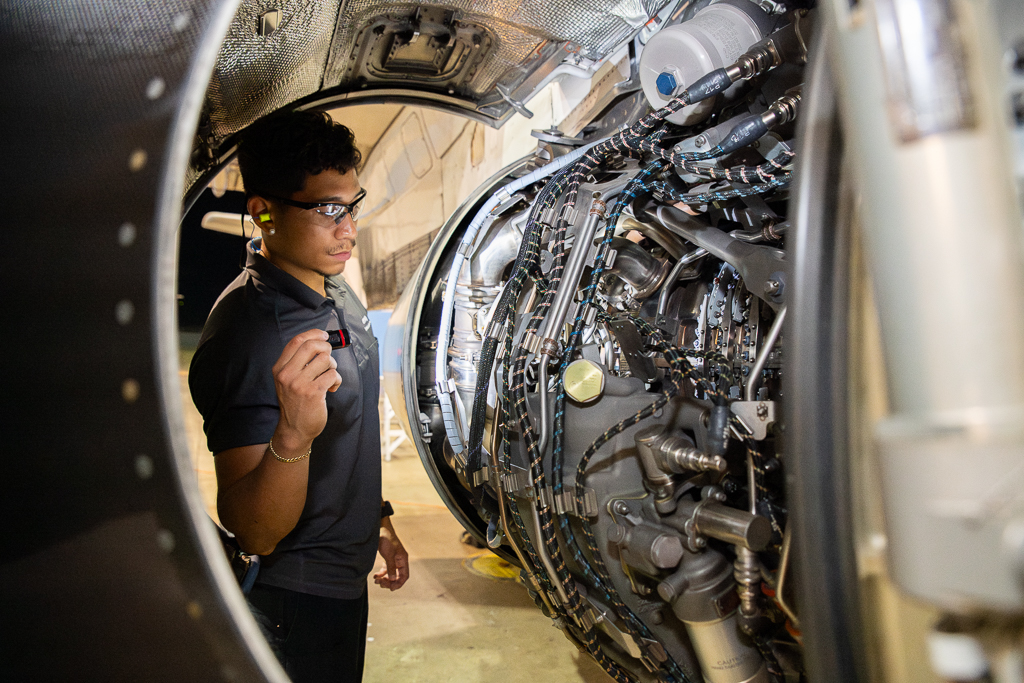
[{"xmin": 4, "ymin": 0, "xmax": 1024, "ymax": 682}]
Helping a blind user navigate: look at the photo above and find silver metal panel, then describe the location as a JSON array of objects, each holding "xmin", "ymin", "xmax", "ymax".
[
  {"xmin": 202, "ymin": 0, "xmax": 343, "ymax": 141},
  {"xmin": 324, "ymin": 0, "xmax": 667, "ymax": 92}
]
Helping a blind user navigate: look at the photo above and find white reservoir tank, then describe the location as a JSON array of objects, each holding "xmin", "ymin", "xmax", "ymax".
[{"xmin": 639, "ymin": 0, "xmax": 773, "ymax": 125}]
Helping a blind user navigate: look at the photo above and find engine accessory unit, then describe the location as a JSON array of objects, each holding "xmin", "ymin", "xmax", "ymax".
[{"xmin": 638, "ymin": 0, "xmax": 775, "ymax": 125}]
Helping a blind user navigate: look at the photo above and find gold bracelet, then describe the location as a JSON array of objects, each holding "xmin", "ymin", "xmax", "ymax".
[{"xmin": 268, "ymin": 437, "xmax": 311, "ymax": 463}]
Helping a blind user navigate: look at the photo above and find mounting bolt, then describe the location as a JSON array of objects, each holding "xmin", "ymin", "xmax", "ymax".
[
  {"xmin": 764, "ymin": 271, "xmax": 786, "ymax": 302},
  {"xmin": 694, "ymin": 135, "xmax": 707, "ymax": 148},
  {"xmin": 613, "ymin": 501, "xmax": 631, "ymax": 515},
  {"xmin": 656, "ymin": 72, "xmax": 678, "ymax": 97}
]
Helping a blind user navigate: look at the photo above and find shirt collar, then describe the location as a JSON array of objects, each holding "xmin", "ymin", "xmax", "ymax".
[{"xmin": 245, "ymin": 238, "xmax": 332, "ymax": 311}]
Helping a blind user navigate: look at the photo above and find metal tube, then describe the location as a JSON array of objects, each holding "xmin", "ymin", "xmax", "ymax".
[
  {"xmin": 728, "ymin": 220, "xmax": 789, "ymax": 243},
  {"xmin": 744, "ymin": 306, "xmax": 786, "ymax": 401},
  {"xmin": 535, "ymin": 199, "xmax": 605, "ymax": 457},
  {"xmin": 435, "ymin": 138, "xmax": 611, "ymax": 455},
  {"xmin": 746, "ymin": 451, "xmax": 757, "ymax": 514},
  {"xmin": 537, "ymin": 357, "xmax": 551, "ymax": 457},
  {"xmin": 648, "ymin": 204, "xmax": 787, "ymax": 312},
  {"xmin": 657, "ymin": 247, "xmax": 708, "ymax": 319},
  {"xmin": 529, "ymin": 499, "xmax": 571, "ymax": 606},
  {"xmin": 489, "ymin": 426, "xmax": 557, "ymax": 615},
  {"xmin": 693, "ymin": 503, "xmax": 772, "ymax": 551},
  {"xmin": 537, "ymin": 198, "xmax": 606, "ymax": 344},
  {"xmin": 605, "ymin": 241, "xmax": 662, "ymax": 293},
  {"xmin": 775, "ymin": 525, "xmax": 799, "ymax": 630}
]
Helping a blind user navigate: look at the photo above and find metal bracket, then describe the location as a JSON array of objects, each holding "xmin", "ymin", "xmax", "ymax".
[
  {"xmin": 730, "ymin": 400, "xmax": 776, "ymax": 440},
  {"xmin": 607, "ymin": 316, "xmax": 658, "ymax": 382},
  {"xmin": 258, "ymin": 9, "xmax": 281, "ymax": 36},
  {"xmin": 495, "ymin": 82, "xmax": 534, "ymax": 119}
]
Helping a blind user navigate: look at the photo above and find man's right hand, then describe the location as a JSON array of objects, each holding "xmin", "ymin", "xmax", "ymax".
[
  {"xmin": 272, "ymin": 329, "xmax": 343, "ymax": 446},
  {"xmin": 214, "ymin": 329, "xmax": 342, "ymax": 555}
]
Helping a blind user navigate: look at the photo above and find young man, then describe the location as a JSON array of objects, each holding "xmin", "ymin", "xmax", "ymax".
[{"xmin": 189, "ymin": 110, "xmax": 408, "ymax": 683}]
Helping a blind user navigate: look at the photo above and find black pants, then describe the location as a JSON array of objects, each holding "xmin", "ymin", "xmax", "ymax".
[{"xmin": 247, "ymin": 584, "xmax": 368, "ymax": 683}]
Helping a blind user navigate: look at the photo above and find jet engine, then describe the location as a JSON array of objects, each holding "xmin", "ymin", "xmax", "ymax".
[{"xmin": 388, "ymin": 3, "xmax": 814, "ymax": 680}]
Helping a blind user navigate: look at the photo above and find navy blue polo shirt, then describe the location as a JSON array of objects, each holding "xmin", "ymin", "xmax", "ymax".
[{"xmin": 189, "ymin": 239, "xmax": 381, "ymax": 599}]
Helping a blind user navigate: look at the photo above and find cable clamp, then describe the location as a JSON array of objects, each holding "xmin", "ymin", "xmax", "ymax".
[
  {"xmin": 471, "ymin": 466, "xmax": 490, "ymax": 487},
  {"xmin": 522, "ymin": 332, "xmax": 541, "ymax": 355},
  {"xmin": 494, "ymin": 187, "xmax": 513, "ymax": 205},
  {"xmin": 573, "ymin": 606, "xmax": 597, "ymax": 631},
  {"xmin": 539, "ymin": 207, "xmax": 558, "ymax": 227},
  {"xmin": 560, "ymin": 207, "xmax": 580, "ymax": 225},
  {"xmin": 500, "ymin": 466, "xmax": 531, "ymax": 494},
  {"xmin": 484, "ymin": 318, "xmax": 506, "ymax": 340},
  {"xmin": 534, "ymin": 486, "xmax": 598, "ymax": 517}
]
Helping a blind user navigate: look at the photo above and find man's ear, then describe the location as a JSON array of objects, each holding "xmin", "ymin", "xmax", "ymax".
[{"xmin": 247, "ymin": 196, "xmax": 272, "ymax": 228}]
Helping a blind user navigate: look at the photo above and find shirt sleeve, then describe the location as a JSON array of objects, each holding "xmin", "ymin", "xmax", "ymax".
[{"xmin": 188, "ymin": 321, "xmax": 281, "ymax": 455}]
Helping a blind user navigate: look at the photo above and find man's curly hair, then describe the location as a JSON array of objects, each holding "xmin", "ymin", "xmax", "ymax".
[{"xmin": 237, "ymin": 110, "xmax": 362, "ymax": 199}]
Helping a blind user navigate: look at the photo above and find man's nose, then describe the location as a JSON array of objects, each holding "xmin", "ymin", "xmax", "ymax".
[{"xmin": 334, "ymin": 214, "xmax": 356, "ymax": 237}]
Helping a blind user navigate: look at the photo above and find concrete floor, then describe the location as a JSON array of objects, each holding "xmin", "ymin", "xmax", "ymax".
[{"xmin": 178, "ymin": 355, "xmax": 609, "ymax": 683}]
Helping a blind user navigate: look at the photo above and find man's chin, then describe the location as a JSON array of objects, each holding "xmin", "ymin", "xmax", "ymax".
[{"xmin": 317, "ymin": 262, "xmax": 345, "ymax": 278}]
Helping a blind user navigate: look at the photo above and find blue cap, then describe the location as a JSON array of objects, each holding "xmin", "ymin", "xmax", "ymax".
[{"xmin": 656, "ymin": 72, "xmax": 678, "ymax": 97}]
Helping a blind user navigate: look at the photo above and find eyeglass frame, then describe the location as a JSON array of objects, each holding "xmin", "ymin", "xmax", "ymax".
[{"xmin": 262, "ymin": 187, "xmax": 367, "ymax": 225}]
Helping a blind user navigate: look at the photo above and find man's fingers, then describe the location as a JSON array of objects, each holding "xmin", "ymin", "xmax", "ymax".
[
  {"xmin": 297, "ymin": 348, "xmax": 337, "ymax": 381},
  {"xmin": 386, "ymin": 555, "xmax": 397, "ymax": 580},
  {"xmin": 372, "ymin": 566, "xmax": 391, "ymax": 589},
  {"xmin": 290, "ymin": 341, "xmax": 334, "ymax": 374},
  {"xmin": 314, "ymin": 367, "xmax": 343, "ymax": 394},
  {"xmin": 392, "ymin": 554, "xmax": 409, "ymax": 590},
  {"xmin": 273, "ymin": 329, "xmax": 329, "ymax": 372}
]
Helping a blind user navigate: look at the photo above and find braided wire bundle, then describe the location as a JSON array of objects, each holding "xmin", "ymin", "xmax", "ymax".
[
  {"xmin": 539, "ymin": 168, "xmax": 703, "ymax": 682},
  {"xmin": 677, "ymin": 150, "xmax": 794, "ymax": 183},
  {"xmin": 458, "ymin": 165, "xmax": 640, "ymax": 682},
  {"xmin": 454, "ymin": 77, "xmax": 796, "ymax": 680},
  {"xmin": 653, "ymin": 172, "xmax": 792, "ymax": 206}
]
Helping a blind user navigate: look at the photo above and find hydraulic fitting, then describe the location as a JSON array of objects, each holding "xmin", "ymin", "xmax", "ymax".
[
  {"xmin": 635, "ymin": 426, "xmax": 728, "ymax": 514},
  {"xmin": 719, "ymin": 87, "xmax": 802, "ymax": 155}
]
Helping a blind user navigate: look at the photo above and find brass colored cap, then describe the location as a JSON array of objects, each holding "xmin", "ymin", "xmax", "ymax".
[{"xmin": 564, "ymin": 359, "xmax": 606, "ymax": 404}]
